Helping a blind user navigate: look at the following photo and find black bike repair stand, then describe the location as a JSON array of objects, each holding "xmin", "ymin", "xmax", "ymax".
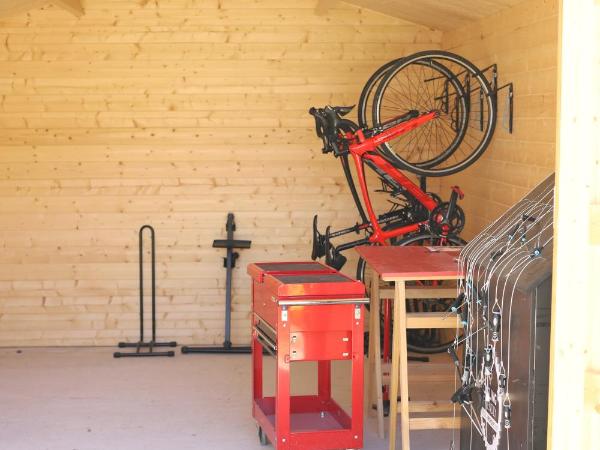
[
  {"xmin": 114, "ymin": 225, "xmax": 177, "ymax": 358},
  {"xmin": 182, "ymin": 213, "xmax": 252, "ymax": 354}
]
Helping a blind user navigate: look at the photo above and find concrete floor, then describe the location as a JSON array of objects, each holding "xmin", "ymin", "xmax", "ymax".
[{"xmin": 0, "ymin": 347, "xmax": 457, "ymax": 450}]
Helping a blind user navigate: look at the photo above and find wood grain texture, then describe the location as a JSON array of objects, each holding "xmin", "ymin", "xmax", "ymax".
[
  {"xmin": 439, "ymin": 0, "xmax": 558, "ymax": 240},
  {"xmin": 548, "ymin": 0, "xmax": 600, "ymax": 448},
  {"xmin": 0, "ymin": 0, "xmax": 83, "ymax": 18},
  {"xmin": 0, "ymin": 0, "xmax": 45, "ymax": 18},
  {"xmin": 0, "ymin": 0, "xmax": 441, "ymax": 346},
  {"xmin": 52, "ymin": 0, "xmax": 84, "ymax": 17},
  {"xmin": 342, "ymin": 0, "xmax": 527, "ymax": 31}
]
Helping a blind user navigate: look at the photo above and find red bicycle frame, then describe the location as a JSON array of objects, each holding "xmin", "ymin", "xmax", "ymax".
[
  {"xmin": 310, "ymin": 106, "xmax": 465, "ymax": 268},
  {"xmin": 344, "ymin": 111, "xmax": 439, "ymax": 245}
]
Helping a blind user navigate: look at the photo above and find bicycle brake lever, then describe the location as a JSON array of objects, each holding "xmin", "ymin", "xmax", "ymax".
[{"xmin": 332, "ymin": 140, "xmax": 349, "ymax": 157}]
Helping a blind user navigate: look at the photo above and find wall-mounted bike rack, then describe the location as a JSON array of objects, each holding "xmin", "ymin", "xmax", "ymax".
[
  {"xmin": 498, "ymin": 82, "xmax": 514, "ymax": 134},
  {"xmin": 482, "ymin": 63, "xmax": 514, "ymax": 134}
]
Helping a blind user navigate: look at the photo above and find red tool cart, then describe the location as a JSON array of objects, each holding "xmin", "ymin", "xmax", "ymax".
[{"xmin": 248, "ymin": 261, "xmax": 368, "ymax": 450}]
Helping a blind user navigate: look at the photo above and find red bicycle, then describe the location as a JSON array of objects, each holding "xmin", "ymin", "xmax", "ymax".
[
  {"xmin": 309, "ymin": 50, "xmax": 497, "ymax": 353},
  {"xmin": 309, "ymin": 105, "xmax": 466, "ymax": 273}
]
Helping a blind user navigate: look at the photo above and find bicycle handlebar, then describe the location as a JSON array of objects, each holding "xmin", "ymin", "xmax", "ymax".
[{"xmin": 309, "ymin": 105, "xmax": 353, "ymax": 155}]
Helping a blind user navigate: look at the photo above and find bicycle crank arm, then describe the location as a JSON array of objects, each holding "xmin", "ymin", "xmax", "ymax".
[
  {"xmin": 335, "ymin": 237, "xmax": 371, "ymax": 253},
  {"xmin": 323, "ymin": 237, "xmax": 370, "ymax": 271}
]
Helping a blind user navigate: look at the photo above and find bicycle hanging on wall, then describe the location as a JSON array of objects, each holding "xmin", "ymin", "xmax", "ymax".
[{"xmin": 309, "ymin": 50, "xmax": 501, "ymax": 354}]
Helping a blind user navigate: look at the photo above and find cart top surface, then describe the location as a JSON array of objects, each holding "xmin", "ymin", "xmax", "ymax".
[
  {"xmin": 251, "ymin": 262, "xmax": 333, "ymax": 273},
  {"xmin": 257, "ymin": 267, "xmax": 365, "ymax": 298},
  {"xmin": 355, "ymin": 245, "xmax": 462, "ymax": 280},
  {"xmin": 247, "ymin": 261, "xmax": 337, "ymax": 281},
  {"xmin": 272, "ymin": 273, "xmax": 350, "ymax": 284}
]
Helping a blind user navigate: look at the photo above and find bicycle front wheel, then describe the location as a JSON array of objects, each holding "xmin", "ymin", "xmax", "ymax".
[
  {"xmin": 373, "ymin": 50, "xmax": 497, "ymax": 177},
  {"xmin": 357, "ymin": 58, "xmax": 402, "ymax": 129}
]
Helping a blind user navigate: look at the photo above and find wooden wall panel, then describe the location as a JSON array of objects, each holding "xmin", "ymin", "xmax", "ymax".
[
  {"xmin": 342, "ymin": 0, "xmax": 526, "ymax": 31},
  {"xmin": 439, "ymin": 0, "xmax": 558, "ymax": 239},
  {"xmin": 548, "ymin": 1, "xmax": 600, "ymax": 447},
  {"xmin": 0, "ymin": 0, "xmax": 441, "ymax": 346}
]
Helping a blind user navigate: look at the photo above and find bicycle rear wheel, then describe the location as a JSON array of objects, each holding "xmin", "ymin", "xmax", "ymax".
[
  {"xmin": 395, "ymin": 232, "xmax": 465, "ymax": 354},
  {"xmin": 373, "ymin": 50, "xmax": 497, "ymax": 177},
  {"xmin": 357, "ymin": 232, "xmax": 465, "ymax": 354}
]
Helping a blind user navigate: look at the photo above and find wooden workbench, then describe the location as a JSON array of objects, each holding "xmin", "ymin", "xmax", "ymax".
[{"xmin": 356, "ymin": 245, "xmax": 462, "ymax": 450}]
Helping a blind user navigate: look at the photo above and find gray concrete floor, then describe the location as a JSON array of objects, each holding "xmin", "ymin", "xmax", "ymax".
[{"xmin": 0, "ymin": 347, "xmax": 457, "ymax": 450}]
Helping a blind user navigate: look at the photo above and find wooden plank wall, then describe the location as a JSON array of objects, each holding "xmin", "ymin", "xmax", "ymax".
[
  {"xmin": 439, "ymin": 0, "xmax": 558, "ymax": 238},
  {"xmin": 0, "ymin": 0, "xmax": 441, "ymax": 346}
]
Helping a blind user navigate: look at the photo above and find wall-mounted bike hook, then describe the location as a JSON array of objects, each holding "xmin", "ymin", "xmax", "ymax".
[{"xmin": 498, "ymin": 82, "xmax": 514, "ymax": 134}]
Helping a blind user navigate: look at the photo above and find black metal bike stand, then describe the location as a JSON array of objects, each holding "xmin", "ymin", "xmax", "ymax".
[
  {"xmin": 114, "ymin": 225, "xmax": 177, "ymax": 358},
  {"xmin": 182, "ymin": 213, "xmax": 252, "ymax": 354}
]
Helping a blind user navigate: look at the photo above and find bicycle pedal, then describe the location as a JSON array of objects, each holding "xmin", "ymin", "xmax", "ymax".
[{"xmin": 326, "ymin": 251, "xmax": 347, "ymax": 270}]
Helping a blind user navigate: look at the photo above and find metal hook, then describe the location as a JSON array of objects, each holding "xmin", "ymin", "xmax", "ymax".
[
  {"xmin": 503, "ymin": 395, "xmax": 512, "ymax": 429},
  {"xmin": 491, "ymin": 303, "xmax": 501, "ymax": 342}
]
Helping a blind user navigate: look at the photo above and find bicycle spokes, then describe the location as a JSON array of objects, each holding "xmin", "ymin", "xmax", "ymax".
[{"xmin": 372, "ymin": 51, "xmax": 497, "ymax": 177}]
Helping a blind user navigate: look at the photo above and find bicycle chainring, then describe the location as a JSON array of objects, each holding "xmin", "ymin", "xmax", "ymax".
[{"xmin": 428, "ymin": 202, "xmax": 466, "ymax": 235}]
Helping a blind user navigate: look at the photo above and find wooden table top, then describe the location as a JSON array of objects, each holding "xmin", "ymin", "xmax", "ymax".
[{"xmin": 355, "ymin": 245, "xmax": 462, "ymax": 281}]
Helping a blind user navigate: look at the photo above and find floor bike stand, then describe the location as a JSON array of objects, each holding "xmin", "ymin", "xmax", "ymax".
[
  {"xmin": 182, "ymin": 213, "xmax": 252, "ymax": 354},
  {"xmin": 114, "ymin": 225, "xmax": 177, "ymax": 358}
]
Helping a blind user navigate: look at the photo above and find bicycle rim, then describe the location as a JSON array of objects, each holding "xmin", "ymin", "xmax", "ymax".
[{"xmin": 357, "ymin": 58, "xmax": 403, "ymax": 129}]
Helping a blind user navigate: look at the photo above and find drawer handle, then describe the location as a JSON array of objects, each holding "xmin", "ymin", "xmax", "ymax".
[
  {"xmin": 278, "ymin": 297, "xmax": 369, "ymax": 306},
  {"xmin": 254, "ymin": 327, "xmax": 277, "ymax": 356}
]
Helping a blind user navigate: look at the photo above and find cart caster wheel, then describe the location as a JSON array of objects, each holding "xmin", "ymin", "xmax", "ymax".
[{"xmin": 258, "ymin": 427, "xmax": 269, "ymax": 446}]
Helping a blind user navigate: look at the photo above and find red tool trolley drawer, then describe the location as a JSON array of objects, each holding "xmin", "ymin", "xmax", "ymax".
[{"xmin": 248, "ymin": 261, "xmax": 368, "ymax": 450}]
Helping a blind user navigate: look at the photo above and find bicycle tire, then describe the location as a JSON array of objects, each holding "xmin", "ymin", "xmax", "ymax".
[
  {"xmin": 379, "ymin": 56, "xmax": 470, "ymax": 169},
  {"xmin": 373, "ymin": 50, "xmax": 497, "ymax": 177},
  {"xmin": 357, "ymin": 58, "xmax": 403, "ymax": 128},
  {"xmin": 357, "ymin": 232, "xmax": 465, "ymax": 354}
]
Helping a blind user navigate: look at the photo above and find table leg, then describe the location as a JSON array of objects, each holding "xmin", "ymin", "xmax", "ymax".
[
  {"xmin": 398, "ymin": 281, "xmax": 410, "ymax": 450},
  {"xmin": 367, "ymin": 275, "xmax": 375, "ymax": 416},
  {"xmin": 369, "ymin": 269, "xmax": 384, "ymax": 438},
  {"xmin": 389, "ymin": 281, "xmax": 399, "ymax": 450},
  {"xmin": 389, "ymin": 281, "xmax": 409, "ymax": 450}
]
